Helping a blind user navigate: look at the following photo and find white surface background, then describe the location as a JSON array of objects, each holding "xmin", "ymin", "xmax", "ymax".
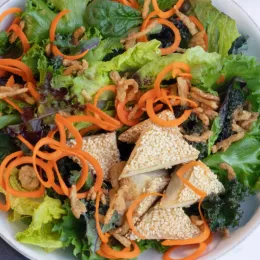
[{"xmin": 219, "ymin": 2, "xmax": 260, "ymax": 260}]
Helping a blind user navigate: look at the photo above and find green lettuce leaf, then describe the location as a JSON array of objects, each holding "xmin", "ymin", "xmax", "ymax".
[
  {"xmin": 0, "ymin": 115, "xmax": 21, "ymax": 129},
  {"xmin": 136, "ymin": 46, "xmax": 222, "ymax": 90},
  {"xmin": 85, "ymin": 0, "xmax": 142, "ymax": 38},
  {"xmin": 16, "ymin": 196, "xmax": 66, "ymax": 251},
  {"xmin": 86, "ymin": 37, "xmax": 123, "ymax": 63},
  {"xmin": 189, "ymin": 0, "xmax": 240, "ymax": 56},
  {"xmin": 208, "ymin": 116, "xmax": 221, "ymax": 155},
  {"xmin": 0, "ymin": 31, "xmax": 9, "ymax": 55},
  {"xmin": 23, "ymin": 0, "xmax": 90, "ymax": 43},
  {"xmin": 204, "ymin": 120, "xmax": 260, "ymax": 191},
  {"xmin": 86, "ymin": 40, "xmax": 161, "ymax": 85}
]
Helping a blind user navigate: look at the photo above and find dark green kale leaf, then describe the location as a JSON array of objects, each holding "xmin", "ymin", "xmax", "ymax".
[
  {"xmin": 137, "ymin": 240, "xmax": 169, "ymax": 253},
  {"xmin": 202, "ymin": 179, "xmax": 250, "ymax": 232},
  {"xmin": 217, "ymin": 77, "xmax": 247, "ymax": 142},
  {"xmin": 189, "ymin": 142, "xmax": 208, "ymax": 160},
  {"xmin": 229, "ymin": 35, "xmax": 249, "ymax": 55},
  {"xmin": 0, "ymin": 131, "xmax": 19, "ymax": 162}
]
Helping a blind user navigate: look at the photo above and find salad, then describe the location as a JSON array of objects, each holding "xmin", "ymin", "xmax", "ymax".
[{"xmin": 0, "ymin": 0, "xmax": 259, "ymax": 259}]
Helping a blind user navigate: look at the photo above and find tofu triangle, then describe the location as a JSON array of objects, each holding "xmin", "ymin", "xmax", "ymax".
[{"xmin": 120, "ymin": 111, "xmax": 200, "ymax": 178}]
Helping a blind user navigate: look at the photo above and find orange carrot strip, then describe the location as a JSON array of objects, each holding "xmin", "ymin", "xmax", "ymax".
[
  {"xmin": 0, "ymin": 150, "xmax": 23, "ymax": 189},
  {"xmin": 189, "ymin": 16, "xmax": 208, "ymax": 51},
  {"xmin": 100, "ymin": 241, "xmax": 141, "ymax": 259},
  {"xmin": 6, "ymin": 75, "xmax": 15, "ymax": 87},
  {"xmin": 86, "ymin": 103, "xmax": 121, "ymax": 127},
  {"xmin": 116, "ymin": 100, "xmax": 140, "ymax": 126},
  {"xmin": 7, "ymin": 24, "xmax": 30, "ymax": 59},
  {"xmin": 0, "ymin": 65, "xmax": 26, "ymax": 81},
  {"xmin": 151, "ymin": 0, "xmax": 184, "ymax": 19},
  {"xmin": 4, "ymin": 156, "xmax": 46, "ymax": 198},
  {"xmin": 95, "ymin": 190, "xmax": 109, "ymax": 243},
  {"xmin": 50, "ymin": 10, "xmax": 89, "ymax": 60},
  {"xmin": 17, "ymin": 134, "xmax": 34, "ymax": 151},
  {"xmin": 79, "ymin": 125, "xmax": 100, "ymax": 136},
  {"xmin": 27, "ymin": 82, "xmax": 40, "ymax": 102},
  {"xmin": 138, "ymin": 89, "xmax": 157, "ymax": 108},
  {"xmin": 6, "ymin": 16, "xmax": 20, "ymax": 31},
  {"xmin": 216, "ymin": 74, "xmax": 225, "ymax": 84},
  {"xmin": 53, "ymin": 162, "xmax": 69, "ymax": 196},
  {"xmin": 3, "ymin": 98, "xmax": 24, "ymax": 114},
  {"xmin": 0, "ymin": 8, "xmax": 22, "ymax": 23},
  {"xmin": 126, "ymin": 193, "xmax": 165, "ymax": 239},
  {"xmin": 0, "ymin": 59, "xmax": 35, "ymax": 82},
  {"xmin": 93, "ymin": 85, "xmax": 116, "ymax": 107},
  {"xmin": 161, "ymin": 88, "xmax": 173, "ymax": 112},
  {"xmin": 154, "ymin": 95, "xmax": 197, "ymax": 107},
  {"xmin": 154, "ymin": 62, "xmax": 191, "ymax": 97},
  {"xmin": 97, "ymin": 248, "xmax": 130, "ymax": 259}
]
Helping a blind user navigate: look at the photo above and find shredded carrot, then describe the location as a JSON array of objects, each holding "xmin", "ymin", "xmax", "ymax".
[
  {"xmin": 126, "ymin": 192, "xmax": 165, "ymax": 239},
  {"xmin": 17, "ymin": 134, "xmax": 34, "ymax": 151},
  {"xmin": 114, "ymin": 0, "xmax": 139, "ymax": 9},
  {"xmin": 216, "ymin": 74, "xmax": 225, "ymax": 84},
  {"xmin": 6, "ymin": 75, "xmax": 15, "ymax": 87},
  {"xmin": 151, "ymin": 0, "xmax": 184, "ymax": 19},
  {"xmin": 97, "ymin": 247, "xmax": 131, "ymax": 259},
  {"xmin": 0, "ymin": 65, "xmax": 26, "ymax": 81},
  {"xmin": 0, "ymin": 150, "xmax": 23, "ymax": 189},
  {"xmin": 0, "ymin": 7, "xmax": 22, "ymax": 23},
  {"xmin": 95, "ymin": 190, "xmax": 109, "ymax": 243},
  {"xmin": 141, "ymin": 18, "xmax": 181, "ymax": 55},
  {"xmin": 93, "ymin": 85, "xmax": 116, "ymax": 107},
  {"xmin": 6, "ymin": 16, "xmax": 21, "ymax": 32},
  {"xmin": 0, "ymin": 70, "xmax": 7, "ymax": 77},
  {"xmin": 138, "ymin": 89, "xmax": 158, "ymax": 108},
  {"xmin": 86, "ymin": 103, "xmax": 121, "ymax": 128},
  {"xmin": 188, "ymin": 16, "xmax": 208, "ymax": 51},
  {"xmin": 161, "ymin": 88, "xmax": 173, "ymax": 112},
  {"xmin": 3, "ymin": 98, "xmax": 24, "ymax": 114},
  {"xmin": 116, "ymin": 100, "xmax": 141, "ymax": 126},
  {"xmin": 161, "ymin": 161, "xmax": 211, "ymax": 247},
  {"xmin": 50, "ymin": 10, "xmax": 89, "ymax": 60},
  {"xmin": 4, "ymin": 156, "xmax": 46, "ymax": 198},
  {"xmin": 154, "ymin": 62, "xmax": 191, "ymax": 97},
  {"xmin": 79, "ymin": 125, "xmax": 100, "ymax": 136},
  {"xmin": 7, "ymin": 24, "xmax": 30, "ymax": 60},
  {"xmin": 0, "ymin": 59, "xmax": 35, "ymax": 83},
  {"xmin": 27, "ymin": 82, "xmax": 40, "ymax": 102}
]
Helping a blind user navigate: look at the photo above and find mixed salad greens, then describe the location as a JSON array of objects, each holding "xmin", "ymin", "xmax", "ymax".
[{"xmin": 0, "ymin": 0, "xmax": 259, "ymax": 259}]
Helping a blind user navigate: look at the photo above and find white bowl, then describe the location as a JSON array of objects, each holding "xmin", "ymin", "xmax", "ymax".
[{"xmin": 0, "ymin": 0, "xmax": 259, "ymax": 259}]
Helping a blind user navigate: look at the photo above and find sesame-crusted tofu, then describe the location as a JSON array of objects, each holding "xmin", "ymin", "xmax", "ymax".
[
  {"xmin": 67, "ymin": 132, "xmax": 120, "ymax": 180},
  {"xmin": 104, "ymin": 169, "xmax": 169, "ymax": 224},
  {"xmin": 160, "ymin": 164, "xmax": 225, "ymax": 209},
  {"xmin": 118, "ymin": 110, "xmax": 174, "ymax": 144},
  {"xmin": 120, "ymin": 115, "xmax": 200, "ymax": 178},
  {"xmin": 128, "ymin": 203, "xmax": 200, "ymax": 240}
]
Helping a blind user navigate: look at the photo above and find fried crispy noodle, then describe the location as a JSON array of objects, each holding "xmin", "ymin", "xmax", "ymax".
[
  {"xmin": 111, "ymin": 232, "xmax": 132, "ymax": 248},
  {"xmin": 69, "ymin": 185, "xmax": 87, "ymax": 219},
  {"xmin": 190, "ymin": 92, "xmax": 219, "ymax": 110},
  {"xmin": 18, "ymin": 165, "xmax": 40, "ymax": 191},
  {"xmin": 212, "ymin": 131, "xmax": 245, "ymax": 153},
  {"xmin": 45, "ymin": 43, "xmax": 52, "ymax": 57},
  {"xmin": 142, "ymin": 0, "xmax": 151, "ymax": 19},
  {"xmin": 114, "ymin": 221, "xmax": 130, "ymax": 236},
  {"xmin": 121, "ymin": 20, "xmax": 158, "ymax": 48},
  {"xmin": 72, "ymin": 26, "xmax": 86, "ymax": 46},
  {"xmin": 189, "ymin": 31, "xmax": 207, "ymax": 50},
  {"xmin": 190, "ymin": 215, "xmax": 204, "ymax": 227},
  {"xmin": 174, "ymin": 6, "xmax": 198, "ymax": 36},
  {"xmin": 192, "ymin": 107, "xmax": 210, "ymax": 126},
  {"xmin": 232, "ymin": 123, "xmax": 245, "ymax": 133},
  {"xmin": 87, "ymin": 187, "xmax": 97, "ymax": 201},
  {"xmin": 101, "ymin": 193, "xmax": 107, "ymax": 206},
  {"xmin": 9, "ymin": 20, "xmax": 25, "ymax": 44},
  {"xmin": 202, "ymin": 106, "xmax": 219, "ymax": 120},
  {"xmin": 109, "ymin": 161, "xmax": 127, "ymax": 191},
  {"xmin": 184, "ymin": 130, "xmax": 213, "ymax": 143},
  {"xmin": 128, "ymin": 104, "xmax": 140, "ymax": 121},
  {"xmin": 235, "ymin": 110, "xmax": 252, "ymax": 121},
  {"xmin": 241, "ymin": 112, "xmax": 259, "ymax": 130},
  {"xmin": 191, "ymin": 87, "xmax": 220, "ymax": 102},
  {"xmin": 177, "ymin": 77, "xmax": 190, "ymax": 106},
  {"xmin": 0, "ymin": 87, "xmax": 28, "ymax": 99},
  {"xmin": 110, "ymin": 71, "xmax": 139, "ymax": 102},
  {"xmin": 81, "ymin": 89, "xmax": 92, "ymax": 102},
  {"xmin": 63, "ymin": 59, "xmax": 81, "ymax": 67},
  {"xmin": 220, "ymin": 163, "xmax": 236, "ymax": 181}
]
